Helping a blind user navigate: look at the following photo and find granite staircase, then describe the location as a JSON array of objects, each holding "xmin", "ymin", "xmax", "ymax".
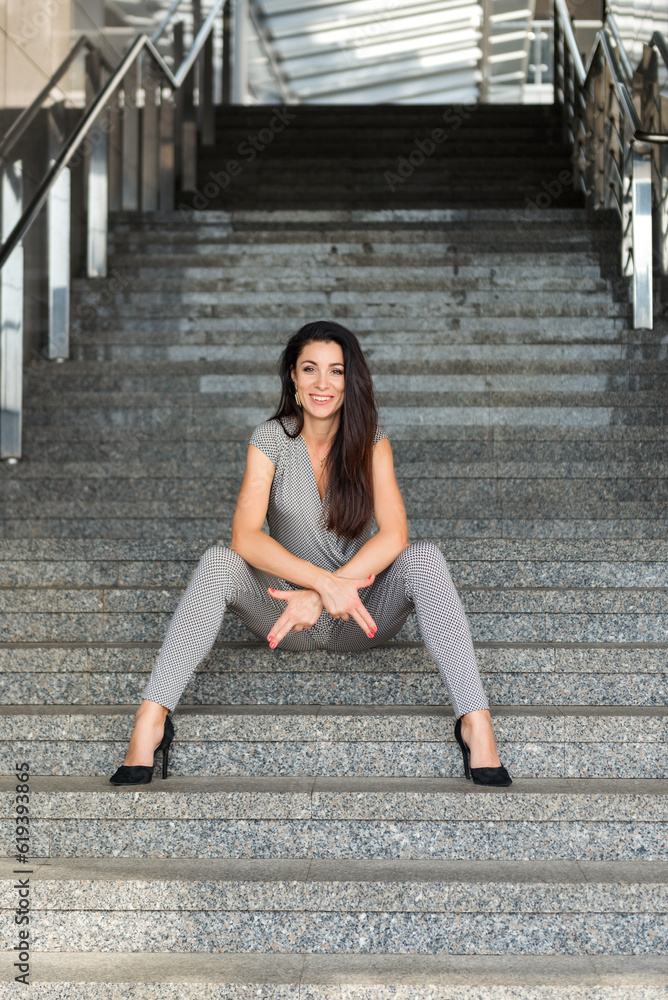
[{"xmin": 1, "ymin": 105, "xmax": 667, "ymax": 997}]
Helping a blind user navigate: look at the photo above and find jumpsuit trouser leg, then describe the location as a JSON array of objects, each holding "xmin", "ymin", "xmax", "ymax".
[
  {"xmin": 141, "ymin": 544, "xmax": 323, "ymax": 711},
  {"xmin": 141, "ymin": 540, "xmax": 489, "ymax": 718},
  {"xmin": 327, "ymin": 540, "xmax": 489, "ymax": 719}
]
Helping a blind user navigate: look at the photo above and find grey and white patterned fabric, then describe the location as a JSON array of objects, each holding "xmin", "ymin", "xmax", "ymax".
[{"xmin": 141, "ymin": 417, "xmax": 489, "ymax": 718}]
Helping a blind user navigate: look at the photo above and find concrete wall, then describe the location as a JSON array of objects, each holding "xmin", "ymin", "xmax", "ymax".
[{"xmin": 0, "ymin": 0, "xmax": 72, "ymax": 109}]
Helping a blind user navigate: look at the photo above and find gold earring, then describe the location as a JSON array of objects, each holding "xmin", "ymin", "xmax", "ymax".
[{"xmin": 294, "ymin": 387, "xmax": 302, "ymax": 408}]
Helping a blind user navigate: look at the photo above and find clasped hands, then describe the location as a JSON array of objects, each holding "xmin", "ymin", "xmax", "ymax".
[{"xmin": 267, "ymin": 572, "xmax": 378, "ymax": 649}]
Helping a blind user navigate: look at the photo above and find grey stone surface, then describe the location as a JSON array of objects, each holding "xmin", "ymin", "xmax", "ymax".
[
  {"xmin": 1, "ymin": 951, "xmax": 664, "ymax": 996},
  {"xmin": 0, "ymin": 707, "xmax": 665, "ymax": 777},
  {"xmin": 8, "ymin": 911, "xmax": 667, "ymax": 956},
  {"xmin": 2, "ymin": 777, "xmax": 667, "ymax": 860},
  {"xmin": 15, "ymin": 818, "xmax": 666, "ymax": 860}
]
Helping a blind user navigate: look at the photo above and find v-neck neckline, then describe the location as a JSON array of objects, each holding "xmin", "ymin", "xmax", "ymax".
[{"xmin": 299, "ymin": 433, "xmax": 328, "ymax": 505}]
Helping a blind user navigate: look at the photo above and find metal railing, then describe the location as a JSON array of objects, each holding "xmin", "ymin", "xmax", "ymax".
[
  {"xmin": 635, "ymin": 31, "xmax": 668, "ymax": 280},
  {"xmin": 480, "ymin": 0, "xmax": 537, "ymax": 103},
  {"xmin": 554, "ymin": 0, "xmax": 668, "ymax": 330},
  {"xmin": 0, "ymin": 0, "xmax": 226, "ymax": 462}
]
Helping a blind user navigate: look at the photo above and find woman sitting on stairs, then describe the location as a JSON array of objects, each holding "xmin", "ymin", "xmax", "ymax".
[{"xmin": 109, "ymin": 320, "xmax": 511, "ymax": 788}]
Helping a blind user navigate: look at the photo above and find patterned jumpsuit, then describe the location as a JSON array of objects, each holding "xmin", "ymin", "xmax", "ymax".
[{"xmin": 141, "ymin": 416, "xmax": 490, "ymax": 718}]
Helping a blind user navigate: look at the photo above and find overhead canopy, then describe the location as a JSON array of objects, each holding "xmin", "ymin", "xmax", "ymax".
[
  {"xmin": 249, "ymin": 0, "xmax": 545, "ymax": 104},
  {"xmin": 97, "ymin": 0, "xmax": 539, "ymax": 104}
]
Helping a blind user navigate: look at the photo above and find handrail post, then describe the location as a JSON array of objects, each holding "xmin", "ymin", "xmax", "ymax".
[
  {"xmin": 173, "ymin": 22, "xmax": 185, "ymax": 185},
  {"xmin": 46, "ymin": 160, "xmax": 71, "ymax": 361},
  {"xmin": 181, "ymin": 22, "xmax": 198, "ymax": 190},
  {"xmin": 173, "ymin": 21, "xmax": 198, "ymax": 192},
  {"xmin": 232, "ymin": 0, "xmax": 249, "ymax": 104},
  {"xmin": 142, "ymin": 63, "xmax": 161, "ymax": 211},
  {"xmin": 480, "ymin": 0, "xmax": 490, "ymax": 103},
  {"xmin": 122, "ymin": 57, "xmax": 140, "ymax": 211},
  {"xmin": 630, "ymin": 144, "xmax": 654, "ymax": 329},
  {"xmin": 86, "ymin": 48, "xmax": 109, "ymax": 276},
  {"xmin": 593, "ymin": 58, "xmax": 606, "ymax": 209},
  {"xmin": 222, "ymin": 0, "xmax": 232, "ymax": 105},
  {"xmin": 0, "ymin": 162, "xmax": 24, "ymax": 462},
  {"xmin": 638, "ymin": 43, "xmax": 668, "ymax": 283},
  {"xmin": 159, "ymin": 83, "xmax": 176, "ymax": 212},
  {"xmin": 201, "ymin": 18, "xmax": 216, "ymax": 144}
]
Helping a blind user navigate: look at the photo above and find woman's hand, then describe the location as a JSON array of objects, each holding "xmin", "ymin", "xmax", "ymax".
[
  {"xmin": 267, "ymin": 588, "xmax": 324, "ymax": 648},
  {"xmin": 317, "ymin": 573, "xmax": 378, "ymax": 638}
]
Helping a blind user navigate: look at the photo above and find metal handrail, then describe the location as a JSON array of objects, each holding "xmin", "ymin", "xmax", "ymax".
[
  {"xmin": 554, "ymin": 0, "xmax": 585, "ymax": 86},
  {"xmin": 151, "ymin": 0, "xmax": 187, "ymax": 44},
  {"xmin": 553, "ymin": 0, "xmax": 666, "ymax": 329},
  {"xmin": 605, "ymin": 9, "xmax": 634, "ymax": 85},
  {"xmin": 0, "ymin": 0, "xmax": 225, "ymax": 273},
  {"xmin": 0, "ymin": 36, "xmax": 115, "ymax": 161},
  {"xmin": 648, "ymin": 30, "xmax": 668, "ymax": 71},
  {"xmin": 556, "ymin": 0, "xmax": 668, "ymax": 144}
]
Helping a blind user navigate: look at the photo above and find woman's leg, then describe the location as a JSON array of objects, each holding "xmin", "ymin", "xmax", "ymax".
[
  {"xmin": 329, "ymin": 540, "xmax": 501, "ymax": 768},
  {"xmin": 124, "ymin": 545, "xmax": 319, "ymax": 765}
]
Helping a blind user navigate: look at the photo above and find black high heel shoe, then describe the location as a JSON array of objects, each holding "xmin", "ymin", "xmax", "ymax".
[
  {"xmin": 454, "ymin": 717, "xmax": 512, "ymax": 787},
  {"xmin": 109, "ymin": 714, "xmax": 174, "ymax": 785}
]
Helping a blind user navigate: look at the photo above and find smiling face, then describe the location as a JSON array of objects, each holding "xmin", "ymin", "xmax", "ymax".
[{"xmin": 291, "ymin": 340, "xmax": 345, "ymax": 421}]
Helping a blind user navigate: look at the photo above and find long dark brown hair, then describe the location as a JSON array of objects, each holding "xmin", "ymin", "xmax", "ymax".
[{"xmin": 271, "ymin": 320, "xmax": 378, "ymax": 539}]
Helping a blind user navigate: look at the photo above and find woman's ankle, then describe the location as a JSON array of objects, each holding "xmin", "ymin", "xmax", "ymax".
[
  {"xmin": 123, "ymin": 701, "xmax": 169, "ymax": 766},
  {"xmin": 459, "ymin": 708, "xmax": 501, "ymax": 768},
  {"xmin": 135, "ymin": 699, "xmax": 169, "ymax": 724}
]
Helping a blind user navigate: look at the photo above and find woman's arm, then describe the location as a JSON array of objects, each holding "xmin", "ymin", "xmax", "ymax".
[{"xmin": 332, "ymin": 436, "xmax": 410, "ymax": 581}]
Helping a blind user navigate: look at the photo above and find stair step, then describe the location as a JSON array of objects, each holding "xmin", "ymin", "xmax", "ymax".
[
  {"xmin": 9, "ymin": 426, "xmax": 667, "ymax": 459},
  {"xmin": 1, "ymin": 776, "xmax": 666, "ymax": 859},
  {"xmin": 1, "ymin": 642, "xmax": 666, "ymax": 708},
  {"xmin": 20, "ymin": 399, "xmax": 667, "ymax": 425},
  {"xmin": 24, "ymin": 353, "xmax": 660, "ymax": 376},
  {"xmin": 5, "ymin": 459, "xmax": 667, "ymax": 482},
  {"xmin": 70, "ymin": 318, "xmax": 631, "ymax": 341},
  {"xmin": 103, "ymin": 237, "xmax": 616, "ymax": 256},
  {"xmin": 73, "ymin": 275, "xmax": 613, "ymax": 294},
  {"xmin": 1, "ymin": 536, "xmax": 666, "ymax": 560},
  {"xmin": 70, "ymin": 302, "xmax": 627, "ymax": 322},
  {"xmin": 1, "ymin": 706, "xmax": 665, "ymax": 779},
  {"xmin": 4, "ymin": 490, "xmax": 667, "ymax": 518},
  {"xmin": 0, "ymin": 953, "xmax": 664, "ymax": 997},
  {"xmin": 22, "ymin": 372, "xmax": 668, "ymax": 398},
  {"xmin": 4, "ymin": 520, "xmax": 668, "ymax": 542},
  {"xmin": 61, "ymin": 345, "xmax": 639, "ymax": 364},
  {"xmin": 1, "ymin": 858, "xmax": 665, "ymax": 956}
]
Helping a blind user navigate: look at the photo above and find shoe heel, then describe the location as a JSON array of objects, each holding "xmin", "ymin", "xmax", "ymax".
[
  {"xmin": 454, "ymin": 718, "xmax": 472, "ymax": 780},
  {"xmin": 159, "ymin": 715, "xmax": 174, "ymax": 779}
]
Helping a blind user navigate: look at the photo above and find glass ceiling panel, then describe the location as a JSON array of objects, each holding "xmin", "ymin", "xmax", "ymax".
[{"xmin": 251, "ymin": 0, "xmax": 486, "ymax": 102}]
